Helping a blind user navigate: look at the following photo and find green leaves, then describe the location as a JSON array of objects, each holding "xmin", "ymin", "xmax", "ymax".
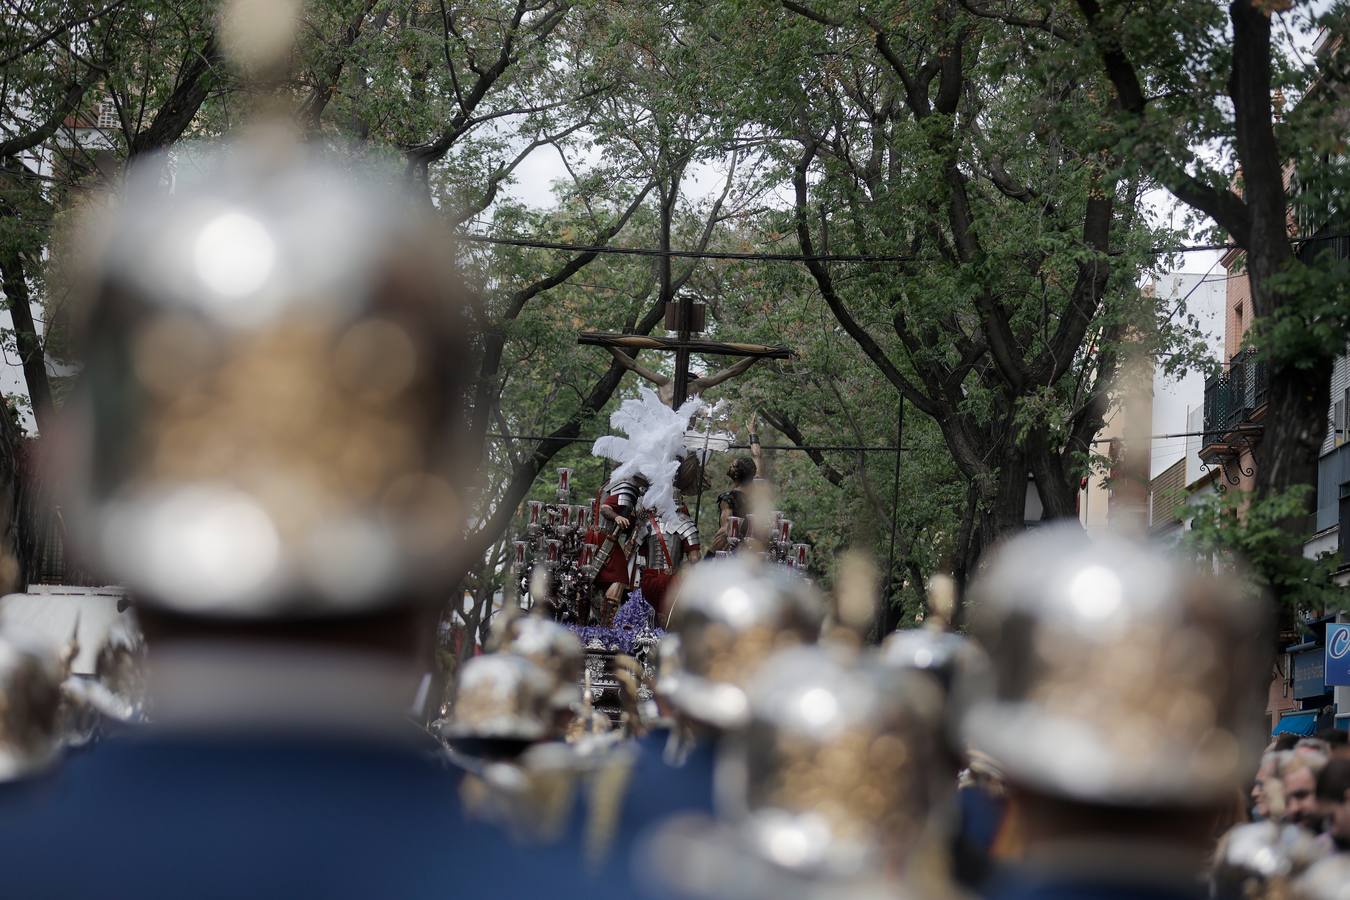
[{"xmin": 1186, "ymin": 485, "xmax": 1343, "ymax": 619}]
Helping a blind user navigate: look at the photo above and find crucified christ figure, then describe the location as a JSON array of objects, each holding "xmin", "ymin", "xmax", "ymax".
[{"xmin": 605, "ymin": 347, "xmax": 761, "ymax": 406}]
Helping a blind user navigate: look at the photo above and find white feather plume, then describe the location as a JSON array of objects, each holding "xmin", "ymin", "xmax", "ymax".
[{"xmin": 592, "ymin": 388, "xmax": 705, "ymax": 526}]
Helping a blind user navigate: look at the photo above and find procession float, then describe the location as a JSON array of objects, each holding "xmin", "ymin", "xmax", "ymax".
[{"xmin": 509, "ymin": 389, "xmax": 811, "ymax": 730}]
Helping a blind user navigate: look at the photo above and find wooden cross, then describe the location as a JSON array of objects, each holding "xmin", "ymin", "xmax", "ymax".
[{"xmin": 579, "ymin": 293, "xmax": 791, "ymax": 408}]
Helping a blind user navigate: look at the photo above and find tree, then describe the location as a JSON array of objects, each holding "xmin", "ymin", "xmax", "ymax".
[
  {"xmin": 697, "ymin": 0, "xmax": 1189, "ymax": 585},
  {"xmin": 1, "ymin": 0, "xmax": 222, "ymax": 586},
  {"xmin": 962, "ymin": 0, "xmax": 1350, "ymax": 607}
]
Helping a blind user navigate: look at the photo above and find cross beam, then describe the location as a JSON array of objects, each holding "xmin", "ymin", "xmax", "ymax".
[
  {"xmin": 578, "ymin": 332, "xmax": 792, "ymax": 360},
  {"xmin": 578, "ymin": 331, "xmax": 792, "ymax": 408}
]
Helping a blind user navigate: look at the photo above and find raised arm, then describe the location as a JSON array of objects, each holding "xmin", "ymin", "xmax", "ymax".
[
  {"xmin": 606, "ymin": 346, "xmax": 670, "ymax": 387},
  {"xmin": 689, "ymin": 356, "xmax": 760, "ymax": 395},
  {"xmin": 748, "ymin": 412, "xmax": 763, "ymax": 472}
]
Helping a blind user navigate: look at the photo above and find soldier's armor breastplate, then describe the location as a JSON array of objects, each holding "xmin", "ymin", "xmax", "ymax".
[
  {"xmin": 646, "ymin": 530, "xmax": 681, "ymax": 571},
  {"xmin": 645, "ymin": 514, "xmax": 698, "ymax": 572}
]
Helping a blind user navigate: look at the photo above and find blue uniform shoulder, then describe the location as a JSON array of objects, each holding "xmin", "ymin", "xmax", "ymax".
[
  {"xmin": 983, "ymin": 870, "xmax": 1211, "ymax": 900},
  {"xmin": 0, "ymin": 731, "xmax": 595, "ymax": 900}
]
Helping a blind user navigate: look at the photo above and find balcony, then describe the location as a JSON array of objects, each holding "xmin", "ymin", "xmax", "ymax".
[{"xmin": 1202, "ymin": 348, "xmax": 1269, "ymax": 451}]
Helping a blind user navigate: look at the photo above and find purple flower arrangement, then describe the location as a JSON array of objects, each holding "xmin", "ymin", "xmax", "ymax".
[{"xmin": 567, "ymin": 590, "xmax": 663, "ymax": 655}]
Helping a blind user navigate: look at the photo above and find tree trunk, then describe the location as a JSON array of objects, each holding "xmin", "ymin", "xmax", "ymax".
[
  {"xmin": 956, "ymin": 445, "xmax": 1028, "ymax": 598},
  {"xmin": 0, "ymin": 402, "xmax": 27, "ymax": 592},
  {"xmin": 1257, "ymin": 355, "xmax": 1332, "ymax": 508},
  {"xmin": 0, "ymin": 249, "xmax": 53, "ymax": 433},
  {"xmin": 1026, "ymin": 430, "xmax": 1081, "ymax": 522}
]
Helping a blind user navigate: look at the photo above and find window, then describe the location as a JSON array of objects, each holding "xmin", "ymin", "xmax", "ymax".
[
  {"xmin": 96, "ymin": 99, "xmax": 118, "ymax": 130},
  {"xmin": 1340, "ymin": 481, "xmax": 1350, "ymax": 563}
]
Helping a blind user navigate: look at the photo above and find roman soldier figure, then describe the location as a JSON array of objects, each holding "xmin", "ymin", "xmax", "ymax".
[
  {"xmin": 590, "ymin": 388, "xmax": 710, "ymax": 623},
  {"xmin": 593, "ymin": 455, "xmax": 705, "ymax": 623}
]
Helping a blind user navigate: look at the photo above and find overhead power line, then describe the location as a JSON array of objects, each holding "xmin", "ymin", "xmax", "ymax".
[
  {"xmin": 486, "ymin": 426, "xmax": 1259, "ymax": 452},
  {"xmin": 459, "ymin": 233, "xmax": 918, "ymax": 263},
  {"xmin": 458, "ymin": 230, "xmax": 1350, "ymax": 264}
]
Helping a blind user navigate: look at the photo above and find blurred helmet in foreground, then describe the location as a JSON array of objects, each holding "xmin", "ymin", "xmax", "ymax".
[
  {"xmin": 439, "ymin": 655, "xmax": 555, "ymax": 752},
  {"xmin": 0, "ymin": 633, "xmax": 63, "ymax": 779},
  {"xmin": 91, "ymin": 618, "xmax": 147, "ymax": 719},
  {"xmin": 881, "ymin": 628, "xmax": 991, "ymax": 701},
  {"xmin": 653, "ymin": 633, "xmax": 684, "ymax": 702},
  {"xmin": 62, "ymin": 138, "xmax": 475, "ymax": 618},
  {"xmin": 960, "ymin": 523, "xmax": 1272, "ymax": 807},
  {"xmin": 664, "ymin": 557, "xmax": 824, "ymax": 730},
  {"xmin": 1293, "ymin": 855, "xmax": 1350, "ymax": 900},
  {"xmin": 494, "ymin": 616, "xmax": 583, "ymax": 713},
  {"xmin": 1212, "ymin": 822, "xmax": 1328, "ymax": 900},
  {"xmin": 57, "ymin": 623, "xmax": 147, "ymax": 744},
  {"xmin": 720, "ymin": 645, "xmax": 946, "ymax": 879}
]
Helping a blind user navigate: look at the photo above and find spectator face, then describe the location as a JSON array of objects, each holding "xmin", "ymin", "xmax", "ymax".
[
  {"xmin": 1283, "ymin": 766, "xmax": 1322, "ymax": 829},
  {"xmin": 1327, "ymin": 787, "xmax": 1350, "ymax": 845},
  {"xmin": 1252, "ymin": 760, "xmax": 1275, "ymax": 819}
]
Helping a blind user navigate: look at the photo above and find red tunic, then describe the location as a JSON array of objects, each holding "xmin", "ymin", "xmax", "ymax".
[
  {"xmin": 594, "ymin": 492, "xmax": 632, "ymax": 592},
  {"xmin": 639, "ymin": 510, "xmax": 699, "ymax": 620}
]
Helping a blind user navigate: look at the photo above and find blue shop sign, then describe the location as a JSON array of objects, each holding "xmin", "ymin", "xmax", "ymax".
[
  {"xmin": 1326, "ymin": 623, "xmax": 1350, "ymax": 687},
  {"xmin": 1293, "ymin": 649, "xmax": 1328, "ymax": 700}
]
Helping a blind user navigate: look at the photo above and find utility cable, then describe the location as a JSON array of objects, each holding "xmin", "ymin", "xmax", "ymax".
[{"xmin": 458, "ymin": 230, "xmax": 1350, "ymax": 264}]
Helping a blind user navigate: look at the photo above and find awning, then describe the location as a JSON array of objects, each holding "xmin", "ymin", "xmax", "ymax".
[{"xmin": 1272, "ymin": 711, "xmax": 1318, "ymax": 736}]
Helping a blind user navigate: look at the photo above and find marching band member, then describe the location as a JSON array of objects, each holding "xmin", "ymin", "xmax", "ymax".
[
  {"xmin": 958, "ymin": 524, "xmax": 1273, "ymax": 900},
  {"xmin": 0, "ymin": 136, "xmax": 576, "ymax": 899}
]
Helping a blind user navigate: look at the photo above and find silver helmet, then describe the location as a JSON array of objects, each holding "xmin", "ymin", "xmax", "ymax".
[
  {"xmin": 1293, "ymin": 854, "xmax": 1350, "ymax": 900},
  {"xmin": 440, "ymin": 655, "xmax": 556, "ymax": 748},
  {"xmin": 664, "ymin": 557, "xmax": 824, "ymax": 730},
  {"xmin": 62, "ymin": 138, "xmax": 475, "ymax": 618},
  {"xmin": 720, "ymin": 645, "xmax": 947, "ymax": 879},
  {"xmin": 494, "ymin": 616, "xmax": 583, "ymax": 713},
  {"xmin": 654, "ymin": 633, "xmax": 684, "ymax": 702},
  {"xmin": 960, "ymin": 523, "xmax": 1272, "ymax": 806},
  {"xmin": 880, "ymin": 628, "xmax": 991, "ymax": 700},
  {"xmin": 0, "ymin": 631, "xmax": 64, "ymax": 779},
  {"xmin": 1213, "ymin": 821, "xmax": 1329, "ymax": 900}
]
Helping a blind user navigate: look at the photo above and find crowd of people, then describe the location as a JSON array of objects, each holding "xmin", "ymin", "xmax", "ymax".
[{"xmin": 0, "ymin": 131, "xmax": 1344, "ymax": 900}]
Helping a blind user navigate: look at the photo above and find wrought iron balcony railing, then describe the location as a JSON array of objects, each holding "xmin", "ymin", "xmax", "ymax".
[{"xmin": 1202, "ymin": 348, "xmax": 1269, "ymax": 450}]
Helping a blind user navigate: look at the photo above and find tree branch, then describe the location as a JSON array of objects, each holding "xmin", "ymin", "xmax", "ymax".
[
  {"xmin": 0, "ymin": 79, "xmax": 92, "ymax": 159},
  {"xmin": 297, "ymin": 0, "xmax": 381, "ymax": 131},
  {"xmin": 1073, "ymin": 0, "xmax": 1252, "ymax": 243},
  {"xmin": 793, "ymin": 142, "xmax": 939, "ymax": 417},
  {"xmin": 0, "ymin": 0, "xmax": 129, "ymax": 69},
  {"xmin": 955, "ymin": 0, "xmax": 1075, "ymax": 43},
  {"xmin": 129, "ymin": 33, "xmax": 221, "ymax": 159},
  {"xmin": 759, "ymin": 409, "xmax": 846, "ymax": 487}
]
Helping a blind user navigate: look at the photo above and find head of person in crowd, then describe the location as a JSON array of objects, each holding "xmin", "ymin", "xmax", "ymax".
[
  {"xmin": 959, "ymin": 524, "xmax": 1273, "ymax": 872},
  {"xmin": 1293, "ymin": 853, "xmax": 1350, "ymax": 900},
  {"xmin": 1274, "ymin": 733, "xmax": 1302, "ymax": 752},
  {"xmin": 1280, "ymin": 752, "xmax": 1329, "ymax": 831},
  {"xmin": 1315, "ymin": 757, "xmax": 1350, "ymax": 850},
  {"xmin": 661, "ymin": 556, "xmax": 824, "ymax": 738},
  {"xmin": 1253, "ymin": 751, "xmax": 1285, "ymax": 820},
  {"xmin": 1211, "ymin": 820, "xmax": 1329, "ymax": 900},
  {"xmin": 1296, "ymin": 738, "xmax": 1333, "ymax": 762},
  {"xmin": 58, "ymin": 138, "xmax": 478, "ymax": 727},
  {"xmin": 1315, "ymin": 728, "xmax": 1349, "ymax": 758}
]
